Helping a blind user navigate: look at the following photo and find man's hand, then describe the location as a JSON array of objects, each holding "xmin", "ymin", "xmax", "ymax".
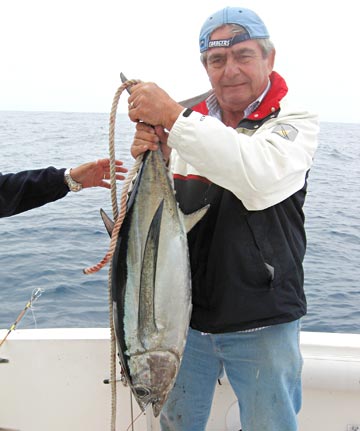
[
  {"xmin": 127, "ymin": 82, "xmax": 183, "ymax": 130},
  {"xmin": 131, "ymin": 123, "xmax": 172, "ymax": 163},
  {"xmin": 70, "ymin": 159, "xmax": 127, "ymax": 189}
]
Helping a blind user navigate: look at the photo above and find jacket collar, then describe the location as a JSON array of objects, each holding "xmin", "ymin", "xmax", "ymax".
[{"xmin": 246, "ymin": 71, "xmax": 288, "ymax": 121}]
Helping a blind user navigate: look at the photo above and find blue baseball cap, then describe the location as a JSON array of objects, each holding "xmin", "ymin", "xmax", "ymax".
[{"xmin": 199, "ymin": 6, "xmax": 270, "ymax": 53}]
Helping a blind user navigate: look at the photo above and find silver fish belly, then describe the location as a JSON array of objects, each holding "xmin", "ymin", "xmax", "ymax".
[{"xmin": 112, "ymin": 149, "xmax": 192, "ymax": 417}]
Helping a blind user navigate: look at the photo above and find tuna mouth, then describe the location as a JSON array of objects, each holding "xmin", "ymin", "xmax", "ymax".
[{"xmin": 133, "ymin": 385, "xmax": 164, "ymax": 417}]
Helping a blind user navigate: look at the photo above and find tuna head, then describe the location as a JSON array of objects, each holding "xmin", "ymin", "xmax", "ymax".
[{"xmin": 130, "ymin": 349, "xmax": 180, "ymax": 417}]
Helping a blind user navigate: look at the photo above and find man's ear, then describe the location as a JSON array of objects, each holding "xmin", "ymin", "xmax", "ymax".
[{"xmin": 267, "ymin": 48, "xmax": 276, "ymax": 72}]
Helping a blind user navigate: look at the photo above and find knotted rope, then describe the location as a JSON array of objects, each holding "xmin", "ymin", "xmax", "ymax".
[{"xmin": 83, "ymin": 78, "xmax": 143, "ymax": 431}]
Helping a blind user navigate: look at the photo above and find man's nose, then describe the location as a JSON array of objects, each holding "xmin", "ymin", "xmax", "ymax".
[{"xmin": 223, "ymin": 56, "xmax": 240, "ymax": 77}]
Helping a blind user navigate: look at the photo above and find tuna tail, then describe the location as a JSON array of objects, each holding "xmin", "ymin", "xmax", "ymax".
[{"xmin": 138, "ymin": 199, "xmax": 164, "ymax": 349}]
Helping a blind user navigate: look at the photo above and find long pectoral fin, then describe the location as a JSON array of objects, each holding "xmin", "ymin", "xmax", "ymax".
[{"xmin": 138, "ymin": 200, "xmax": 164, "ymax": 348}]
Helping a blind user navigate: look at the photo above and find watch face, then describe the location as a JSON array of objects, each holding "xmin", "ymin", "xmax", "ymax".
[{"xmin": 71, "ymin": 183, "xmax": 82, "ymax": 192}]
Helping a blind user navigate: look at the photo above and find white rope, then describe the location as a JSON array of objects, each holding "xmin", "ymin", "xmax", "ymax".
[{"xmin": 83, "ymin": 78, "xmax": 143, "ymax": 431}]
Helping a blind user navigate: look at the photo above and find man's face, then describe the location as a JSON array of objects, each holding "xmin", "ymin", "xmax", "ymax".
[{"xmin": 204, "ymin": 26, "xmax": 275, "ymax": 113}]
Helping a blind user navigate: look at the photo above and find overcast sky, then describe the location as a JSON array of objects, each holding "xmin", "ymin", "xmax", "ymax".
[{"xmin": 0, "ymin": 0, "xmax": 358, "ymax": 123}]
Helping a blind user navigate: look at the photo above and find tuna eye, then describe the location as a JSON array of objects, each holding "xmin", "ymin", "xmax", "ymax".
[{"xmin": 134, "ymin": 386, "xmax": 151, "ymax": 399}]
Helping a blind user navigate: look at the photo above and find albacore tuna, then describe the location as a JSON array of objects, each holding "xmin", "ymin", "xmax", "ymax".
[{"xmin": 108, "ymin": 148, "xmax": 207, "ymax": 417}]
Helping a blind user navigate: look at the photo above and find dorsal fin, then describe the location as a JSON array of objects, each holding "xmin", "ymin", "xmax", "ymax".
[{"xmin": 100, "ymin": 208, "xmax": 114, "ymax": 237}]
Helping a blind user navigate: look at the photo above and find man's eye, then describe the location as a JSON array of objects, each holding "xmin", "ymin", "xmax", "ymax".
[
  {"xmin": 234, "ymin": 54, "xmax": 253, "ymax": 64},
  {"xmin": 208, "ymin": 57, "xmax": 226, "ymax": 68}
]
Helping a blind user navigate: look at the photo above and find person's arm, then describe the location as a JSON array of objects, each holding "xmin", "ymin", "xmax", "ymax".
[
  {"xmin": 167, "ymin": 105, "xmax": 319, "ymax": 210},
  {"xmin": 0, "ymin": 167, "xmax": 68, "ymax": 217},
  {"xmin": 0, "ymin": 159, "xmax": 127, "ymax": 218}
]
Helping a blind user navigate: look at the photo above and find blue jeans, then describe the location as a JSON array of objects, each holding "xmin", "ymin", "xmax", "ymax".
[{"xmin": 160, "ymin": 320, "xmax": 303, "ymax": 431}]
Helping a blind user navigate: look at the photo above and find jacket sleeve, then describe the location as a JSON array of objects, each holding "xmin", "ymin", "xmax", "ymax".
[
  {"xmin": 0, "ymin": 167, "xmax": 69, "ymax": 218},
  {"xmin": 168, "ymin": 102, "xmax": 319, "ymax": 210}
]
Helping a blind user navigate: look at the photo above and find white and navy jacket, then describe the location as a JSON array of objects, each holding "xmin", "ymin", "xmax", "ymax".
[{"xmin": 167, "ymin": 72, "xmax": 319, "ymax": 333}]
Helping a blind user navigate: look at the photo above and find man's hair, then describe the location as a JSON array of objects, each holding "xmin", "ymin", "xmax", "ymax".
[{"xmin": 200, "ymin": 24, "xmax": 275, "ymax": 66}]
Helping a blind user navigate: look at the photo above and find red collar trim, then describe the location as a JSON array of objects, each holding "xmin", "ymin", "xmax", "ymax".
[
  {"xmin": 193, "ymin": 99, "xmax": 209, "ymax": 115},
  {"xmin": 247, "ymin": 71, "xmax": 288, "ymax": 120}
]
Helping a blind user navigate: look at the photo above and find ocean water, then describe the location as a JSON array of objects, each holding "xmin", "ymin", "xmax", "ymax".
[{"xmin": 0, "ymin": 111, "xmax": 359, "ymax": 334}]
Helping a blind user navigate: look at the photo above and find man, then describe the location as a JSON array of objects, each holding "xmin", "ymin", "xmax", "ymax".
[
  {"xmin": 0, "ymin": 159, "xmax": 127, "ymax": 217},
  {"xmin": 128, "ymin": 6, "xmax": 319, "ymax": 431}
]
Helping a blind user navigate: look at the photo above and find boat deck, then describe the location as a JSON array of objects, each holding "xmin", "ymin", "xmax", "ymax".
[{"xmin": 0, "ymin": 328, "xmax": 359, "ymax": 431}]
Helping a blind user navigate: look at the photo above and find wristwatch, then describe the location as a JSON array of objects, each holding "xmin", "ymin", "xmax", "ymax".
[{"xmin": 64, "ymin": 168, "xmax": 83, "ymax": 192}]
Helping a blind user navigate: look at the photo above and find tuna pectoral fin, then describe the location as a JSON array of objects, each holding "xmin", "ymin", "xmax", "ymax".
[
  {"xmin": 138, "ymin": 200, "xmax": 164, "ymax": 348},
  {"xmin": 182, "ymin": 204, "xmax": 210, "ymax": 233},
  {"xmin": 100, "ymin": 208, "xmax": 115, "ymax": 237}
]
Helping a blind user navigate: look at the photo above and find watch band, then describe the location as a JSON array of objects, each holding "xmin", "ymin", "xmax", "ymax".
[{"xmin": 64, "ymin": 168, "xmax": 83, "ymax": 192}]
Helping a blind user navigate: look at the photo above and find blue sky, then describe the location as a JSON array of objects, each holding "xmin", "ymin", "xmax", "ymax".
[{"xmin": 0, "ymin": 0, "xmax": 358, "ymax": 123}]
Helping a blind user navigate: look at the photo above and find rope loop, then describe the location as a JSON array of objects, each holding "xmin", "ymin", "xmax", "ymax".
[{"xmin": 83, "ymin": 79, "xmax": 142, "ymax": 275}]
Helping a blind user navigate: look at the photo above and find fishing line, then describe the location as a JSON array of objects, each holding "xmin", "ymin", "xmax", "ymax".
[
  {"xmin": 125, "ymin": 405, "xmax": 144, "ymax": 431},
  {"xmin": 30, "ymin": 307, "xmax": 37, "ymax": 329},
  {"xmin": 126, "ymin": 392, "xmax": 148, "ymax": 431},
  {"xmin": 129, "ymin": 391, "xmax": 134, "ymax": 431},
  {"xmin": 29, "ymin": 296, "xmax": 40, "ymax": 329}
]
